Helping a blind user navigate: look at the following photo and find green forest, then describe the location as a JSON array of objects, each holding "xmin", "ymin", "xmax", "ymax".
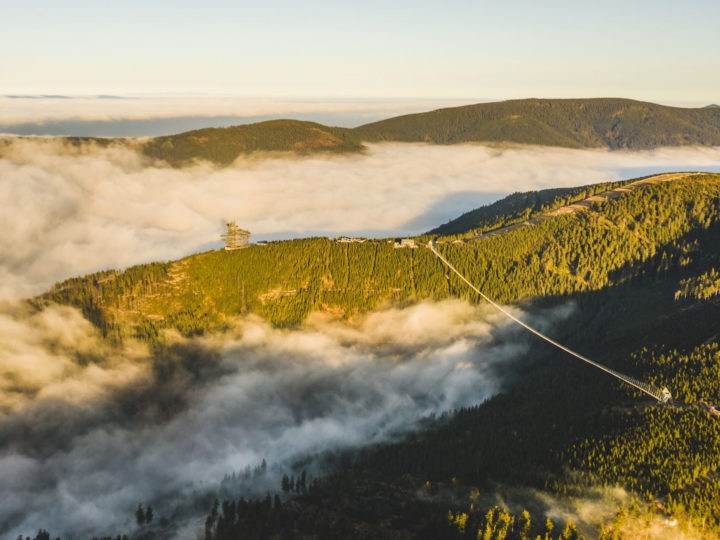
[
  {"xmin": 141, "ymin": 120, "xmax": 363, "ymax": 167},
  {"xmin": 4, "ymin": 98, "xmax": 720, "ymax": 167},
  {"xmin": 40, "ymin": 174, "xmax": 720, "ymax": 342},
  {"xmin": 189, "ymin": 206, "xmax": 720, "ymax": 539},
  {"xmin": 429, "ymin": 178, "xmax": 639, "ymax": 237},
  {"xmin": 22, "ymin": 172, "xmax": 720, "ymax": 539},
  {"xmin": 354, "ymin": 98, "xmax": 720, "ymax": 150}
]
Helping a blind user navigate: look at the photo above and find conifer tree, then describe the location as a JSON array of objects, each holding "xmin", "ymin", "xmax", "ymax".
[{"xmin": 135, "ymin": 504, "xmax": 145, "ymax": 526}]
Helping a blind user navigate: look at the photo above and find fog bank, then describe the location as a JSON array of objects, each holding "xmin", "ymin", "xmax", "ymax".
[
  {"xmin": 2, "ymin": 140, "xmax": 719, "ymax": 300},
  {"xmin": 0, "ymin": 299, "xmax": 566, "ymax": 538}
]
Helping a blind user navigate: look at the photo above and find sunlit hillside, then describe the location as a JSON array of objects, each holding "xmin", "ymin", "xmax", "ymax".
[{"xmin": 21, "ymin": 172, "xmax": 720, "ymax": 539}]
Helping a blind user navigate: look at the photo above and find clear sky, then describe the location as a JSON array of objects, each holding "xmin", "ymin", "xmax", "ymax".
[{"xmin": 2, "ymin": 0, "xmax": 719, "ymax": 105}]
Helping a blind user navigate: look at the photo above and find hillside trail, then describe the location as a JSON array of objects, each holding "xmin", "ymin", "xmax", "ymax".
[{"xmin": 456, "ymin": 172, "xmax": 702, "ymax": 243}]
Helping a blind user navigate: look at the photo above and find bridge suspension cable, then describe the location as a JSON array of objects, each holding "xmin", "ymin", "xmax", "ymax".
[{"xmin": 427, "ymin": 242, "xmax": 672, "ymax": 403}]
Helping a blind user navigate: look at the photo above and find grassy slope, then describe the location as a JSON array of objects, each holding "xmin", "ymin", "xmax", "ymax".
[{"xmin": 354, "ymin": 98, "xmax": 720, "ymax": 149}]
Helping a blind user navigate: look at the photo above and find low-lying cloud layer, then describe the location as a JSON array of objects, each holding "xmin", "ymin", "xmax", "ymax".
[
  {"xmin": 0, "ymin": 96, "xmax": 466, "ymax": 134},
  {"xmin": 0, "ymin": 303, "xmax": 150, "ymax": 415},
  {"xmin": 0, "ymin": 299, "xmax": 557, "ymax": 538},
  {"xmin": 2, "ymin": 132, "xmax": 713, "ymax": 538},
  {"xmin": 2, "ymin": 139, "xmax": 720, "ymax": 300}
]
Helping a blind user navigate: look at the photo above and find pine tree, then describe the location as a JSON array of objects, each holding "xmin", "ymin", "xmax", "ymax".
[
  {"xmin": 517, "ymin": 510, "xmax": 531, "ymax": 540},
  {"xmin": 135, "ymin": 504, "xmax": 145, "ymax": 526},
  {"xmin": 281, "ymin": 474, "xmax": 290, "ymax": 492},
  {"xmin": 561, "ymin": 520, "xmax": 579, "ymax": 540},
  {"xmin": 544, "ymin": 517, "xmax": 555, "ymax": 540},
  {"xmin": 205, "ymin": 500, "xmax": 219, "ymax": 540}
]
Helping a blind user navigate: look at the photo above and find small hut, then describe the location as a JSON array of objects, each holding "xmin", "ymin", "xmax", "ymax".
[{"xmin": 221, "ymin": 222, "xmax": 250, "ymax": 250}]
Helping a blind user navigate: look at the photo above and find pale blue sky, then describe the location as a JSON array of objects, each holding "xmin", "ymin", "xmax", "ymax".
[{"xmin": 2, "ymin": 0, "xmax": 719, "ymax": 104}]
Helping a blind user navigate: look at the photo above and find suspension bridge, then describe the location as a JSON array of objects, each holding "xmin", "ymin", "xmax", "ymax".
[{"xmin": 426, "ymin": 241, "xmax": 674, "ymax": 404}]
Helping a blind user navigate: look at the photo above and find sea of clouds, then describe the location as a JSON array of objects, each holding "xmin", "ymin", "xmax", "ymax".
[
  {"xmin": 1, "ymin": 135, "xmax": 720, "ymax": 538},
  {"xmin": 2, "ymin": 139, "xmax": 720, "ymax": 300},
  {"xmin": 0, "ymin": 299, "xmax": 567, "ymax": 538}
]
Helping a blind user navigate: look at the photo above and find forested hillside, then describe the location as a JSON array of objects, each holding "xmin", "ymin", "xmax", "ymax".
[
  {"xmin": 135, "ymin": 98, "xmax": 720, "ymax": 165},
  {"xmin": 21, "ymin": 172, "xmax": 720, "ymax": 539},
  {"xmin": 428, "ymin": 178, "xmax": 636, "ymax": 236},
  {"xmin": 355, "ymin": 98, "xmax": 720, "ymax": 149},
  {"xmin": 196, "ymin": 299, "xmax": 720, "ymax": 539},
  {"xmin": 0, "ymin": 119, "xmax": 363, "ymax": 167},
  {"xmin": 141, "ymin": 120, "xmax": 363, "ymax": 166},
  {"xmin": 39, "ymin": 174, "xmax": 720, "ymax": 342},
  {"xmin": 5, "ymin": 99, "xmax": 720, "ymax": 167},
  {"xmin": 192, "ymin": 195, "xmax": 720, "ymax": 539}
]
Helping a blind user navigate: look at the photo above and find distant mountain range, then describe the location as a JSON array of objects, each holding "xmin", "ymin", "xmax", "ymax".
[
  {"xmin": 5, "ymin": 98, "xmax": 720, "ymax": 166},
  {"xmin": 354, "ymin": 98, "xmax": 720, "ymax": 149},
  {"xmin": 141, "ymin": 120, "xmax": 363, "ymax": 166}
]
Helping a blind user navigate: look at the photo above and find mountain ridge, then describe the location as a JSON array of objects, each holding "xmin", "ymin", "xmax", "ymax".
[
  {"xmin": 141, "ymin": 98, "xmax": 720, "ymax": 165},
  {"xmin": 140, "ymin": 119, "xmax": 363, "ymax": 166},
  {"xmin": 4, "ymin": 98, "xmax": 720, "ymax": 166},
  {"xmin": 38, "ymin": 172, "xmax": 720, "ymax": 338},
  {"xmin": 354, "ymin": 97, "xmax": 720, "ymax": 149}
]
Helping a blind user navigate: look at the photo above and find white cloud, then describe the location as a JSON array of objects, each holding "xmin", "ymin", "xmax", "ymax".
[
  {"xmin": 0, "ymin": 299, "xmax": 556, "ymax": 538},
  {"xmin": 0, "ymin": 303, "xmax": 150, "ymax": 415},
  {"xmin": 2, "ymin": 139, "xmax": 719, "ymax": 300}
]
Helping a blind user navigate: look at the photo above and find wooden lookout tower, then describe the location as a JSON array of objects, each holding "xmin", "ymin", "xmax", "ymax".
[{"xmin": 221, "ymin": 222, "xmax": 250, "ymax": 250}]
